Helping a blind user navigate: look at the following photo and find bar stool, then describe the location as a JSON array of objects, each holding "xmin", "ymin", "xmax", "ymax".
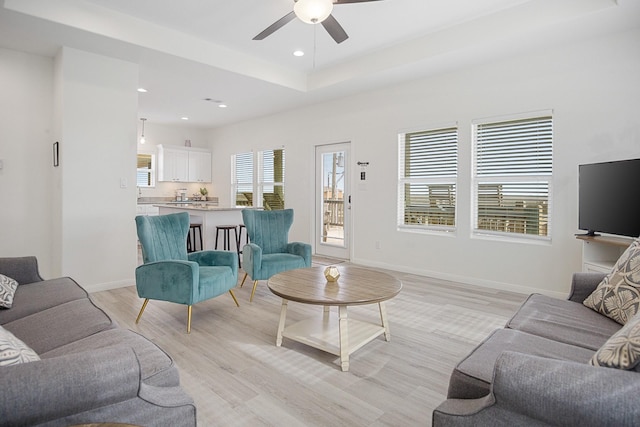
[
  {"xmin": 236, "ymin": 224, "xmax": 249, "ymax": 267},
  {"xmin": 215, "ymin": 225, "xmax": 238, "ymax": 253},
  {"xmin": 187, "ymin": 223, "xmax": 203, "ymax": 253}
]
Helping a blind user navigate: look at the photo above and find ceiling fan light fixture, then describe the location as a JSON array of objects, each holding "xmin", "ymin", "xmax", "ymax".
[{"xmin": 294, "ymin": 0, "xmax": 334, "ymax": 24}]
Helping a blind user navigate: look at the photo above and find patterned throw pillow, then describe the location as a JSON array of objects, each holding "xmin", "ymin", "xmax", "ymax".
[
  {"xmin": 0, "ymin": 274, "xmax": 18, "ymax": 308},
  {"xmin": 0, "ymin": 325, "xmax": 40, "ymax": 366},
  {"xmin": 590, "ymin": 313, "xmax": 640, "ymax": 369},
  {"xmin": 584, "ymin": 239, "xmax": 640, "ymax": 325}
]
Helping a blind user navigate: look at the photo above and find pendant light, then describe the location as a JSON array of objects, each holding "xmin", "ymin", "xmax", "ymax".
[{"xmin": 139, "ymin": 118, "xmax": 147, "ymax": 144}]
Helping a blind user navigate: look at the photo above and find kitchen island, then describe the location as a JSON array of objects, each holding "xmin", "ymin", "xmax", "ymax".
[{"xmin": 155, "ymin": 204, "xmax": 253, "ymax": 251}]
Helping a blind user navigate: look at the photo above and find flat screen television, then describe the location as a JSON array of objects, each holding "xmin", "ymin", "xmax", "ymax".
[{"xmin": 578, "ymin": 158, "xmax": 640, "ymax": 238}]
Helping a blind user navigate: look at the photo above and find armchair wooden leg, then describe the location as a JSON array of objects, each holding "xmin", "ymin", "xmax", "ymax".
[
  {"xmin": 240, "ymin": 272, "xmax": 248, "ymax": 288},
  {"xmin": 135, "ymin": 299, "xmax": 149, "ymax": 324},
  {"xmin": 229, "ymin": 290, "xmax": 240, "ymax": 307},
  {"xmin": 187, "ymin": 305, "xmax": 192, "ymax": 334},
  {"xmin": 250, "ymin": 280, "xmax": 259, "ymax": 303}
]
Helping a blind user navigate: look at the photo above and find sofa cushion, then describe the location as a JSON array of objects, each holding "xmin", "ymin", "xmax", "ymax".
[
  {"xmin": 448, "ymin": 328, "xmax": 594, "ymax": 399},
  {"xmin": 590, "ymin": 313, "xmax": 640, "ymax": 370},
  {"xmin": 506, "ymin": 294, "xmax": 621, "ymax": 350},
  {"xmin": 0, "ymin": 274, "xmax": 18, "ymax": 308},
  {"xmin": 0, "ymin": 277, "xmax": 88, "ymax": 325},
  {"xmin": 0, "ymin": 325, "xmax": 40, "ymax": 366},
  {"xmin": 41, "ymin": 328, "xmax": 180, "ymax": 387},
  {"xmin": 583, "ymin": 238, "xmax": 640, "ymax": 325},
  {"xmin": 2, "ymin": 299, "xmax": 116, "ymax": 354}
]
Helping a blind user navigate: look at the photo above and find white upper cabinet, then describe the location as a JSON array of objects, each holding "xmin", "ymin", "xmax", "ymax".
[
  {"xmin": 157, "ymin": 146, "xmax": 189, "ymax": 182},
  {"xmin": 188, "ymin": 150, "xmax": 212, "ymax": 183},
  {"xmin": 157, "ymin": 145, "xmax": 211, "ymax": 183}
]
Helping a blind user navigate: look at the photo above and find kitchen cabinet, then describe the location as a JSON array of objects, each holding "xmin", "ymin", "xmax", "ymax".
[
  {"xmin": 157, "ymin": 146, "xmax": 189, "ymax": 182},
  {"xmin": 157, "ymin": 145, "xmax": 211, "ymax": 183},
  {"xmin": 136, "ymin": 204, "xmax": 160, "ymax": 216},
  {"xmin": 188, "ymin": 151, "xmax": 212, "ymax": 183}
]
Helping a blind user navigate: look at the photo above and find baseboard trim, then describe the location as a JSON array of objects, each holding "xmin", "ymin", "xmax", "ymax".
[
  {"xmin": 85, "ymin": 279, "xmax": 133, "ymax": 294},
  {"xmin": 350, "ymin": 257, "xmax": 568, "ymax": 299}
]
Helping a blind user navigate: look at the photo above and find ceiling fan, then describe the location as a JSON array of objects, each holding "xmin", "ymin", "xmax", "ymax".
[{"xmin": 253, "ymin": 0, "xmax": 383, "ymax": 44}]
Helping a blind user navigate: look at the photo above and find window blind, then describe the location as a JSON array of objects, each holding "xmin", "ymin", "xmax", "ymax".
[
  {"xmin": 260, "ymin": 149, "xmax": 285, "ymax": 210},
  {"xmin": 234, "ymin": 152, "xmax": 253, "ymax": 207},
  {"xmin": 399, "ymin": 127, "xmax": 457, "ymax": 230},
  {"xmin": 136, "ymin": 154, "xmax": 154, "ymax": 187},
  {"xmin": 476, "ymin": 117, "xmax": 553, "ymax": 176},
  {"xmin": 473, "ymin": 115, "xmax": 552, "ymax": 238},
  {"xmin": 233, "ymin": 149, "xmax": 286, "ymax": 209}
]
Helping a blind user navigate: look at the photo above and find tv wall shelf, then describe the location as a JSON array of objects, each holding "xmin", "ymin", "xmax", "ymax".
[{"xmin": 576, "ymin": 235, "xmax": 634, "ymax": 274}]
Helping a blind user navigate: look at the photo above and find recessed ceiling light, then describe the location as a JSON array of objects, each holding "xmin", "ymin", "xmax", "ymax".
[
  {"xmin": 181, "ymin": 117, "xmax": 189, "ymax": 120},
  {"xmin": 204, "ymin": 98, "xmax": 227, "ymax": 108},
  {"xmin": 293, "ymin": 50, "xmax": 305, "ymax": 57},
  {"xmin": 137, "ymin": 88, "xmax": 147, "ymax": 93}
]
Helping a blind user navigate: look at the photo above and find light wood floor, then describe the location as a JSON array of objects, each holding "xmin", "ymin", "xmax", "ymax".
[{"xmin": 91, "ymin": 258, "xmax": 527, "ymax": 427}]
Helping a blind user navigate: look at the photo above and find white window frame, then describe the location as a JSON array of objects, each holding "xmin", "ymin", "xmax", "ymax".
[
  {"xmin": 136, "ymin": 151, "xmax": 156, "ymax": 188},
  {"xmin": 257, "ymin": 148, "xmax": 285, "ymax": 210},
  {"xmin": 232, "ymin": 151, "xmax": 254, "ymax": 207},
  {"xmin": 471, "ymin": 111, "xmax": 553, "ymax": 241},
  {"xmin": 231, "ymin": 148, "xmax": 285, "ymax": 209},
  {"xmin": 398, "ymin": 125, "xmax": 458, "ymax": 234}
]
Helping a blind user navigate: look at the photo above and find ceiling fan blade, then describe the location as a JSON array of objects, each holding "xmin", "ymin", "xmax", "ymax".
[
  {"xmin": 253, "ymin": 11, "xmax": 296, "ymax": 40},
  {"xmin": 333, "ymin": 0, "xmax": 384, "ymax": 4},
  {"xmin": 322, "ymin": 14, "xmax": 348, "ymax": 44}
]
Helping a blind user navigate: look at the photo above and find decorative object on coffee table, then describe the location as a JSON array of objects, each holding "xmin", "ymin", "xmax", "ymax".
[{"xmin": 324, "ymin": 265, "xmax": 340, "ymax": 282}]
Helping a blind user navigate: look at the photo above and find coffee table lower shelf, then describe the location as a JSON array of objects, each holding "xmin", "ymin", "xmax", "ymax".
[
  {"xmin": 283, "ymin": 316, "xmax": 385, "ymax": 355},
  {"xmin": 276, "ymin": 302, "xmax": 390, "ymax": 371}
]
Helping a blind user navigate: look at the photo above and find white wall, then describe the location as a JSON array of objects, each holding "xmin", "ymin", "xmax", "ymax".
[
  {"xmin": 0, "ymin": 48, "xmax": 54, "ymax": 275},
  {"xmin": 53, "ymin": 47, "xmax": 139, "ymax": 290},
  {"xmin": 136, "ymin": 122, "xmax": 215, "ymax": 200},
  {"xmin": 209, "ymin": 28, "xmax": 640, "ymax": 296}
]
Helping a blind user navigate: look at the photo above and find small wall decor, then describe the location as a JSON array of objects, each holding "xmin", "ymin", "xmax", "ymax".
[{"xmin": 53, "ymin": 142, "xmax": 59, "ymax": 167}]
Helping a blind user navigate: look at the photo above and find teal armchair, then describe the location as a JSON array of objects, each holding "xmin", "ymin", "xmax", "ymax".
[
  {"xmin": 135, "ymin": 212, "xmax": 239, "ymax": 333},
  {"xmin": 241, "ymin": 209, "xmax": 312, "ymax": 301}
]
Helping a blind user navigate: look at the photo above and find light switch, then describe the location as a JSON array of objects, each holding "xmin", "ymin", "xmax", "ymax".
[
  {"xmin": 120, "ymin": 177, "xmax": 128, "ymax": 188},
  {"xmin": 0, "ymin": 159, "xmax": 3, "ymax": 170}
]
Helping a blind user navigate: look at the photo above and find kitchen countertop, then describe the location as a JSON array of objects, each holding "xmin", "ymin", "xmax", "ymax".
[
  {"xmin": 155, "ymin": 204, "xmax": 251, "ymax": 211},
  {"xmin": 137, "ymin": 197, "xmax": 219, "ymax": 205}
]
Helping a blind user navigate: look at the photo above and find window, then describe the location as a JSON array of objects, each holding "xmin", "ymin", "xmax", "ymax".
[
  {"xmin": 233, "ymin": 152, "xmax": 253, "ymax": 207},
  {"xmin": 136, "ymin": 153, "xmax": 155, "ymax": 187},
  {"xmin": 232, "ymin": 148, "xmax": 285, "ymax": 210},
  {"xmin": 259, "ymin": 149, "xmax": 285, "ymax": 210},
  {"xmin": 472, "ymin": 113, "xmax": 553, "ymax": 239},
  {"xmin": 398, "ymin": 126, "xmax": 458, "ymax": 232}
]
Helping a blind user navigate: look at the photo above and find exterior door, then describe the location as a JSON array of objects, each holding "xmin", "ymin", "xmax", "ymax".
[{"xmin": 315, "ymin": 143, "xmax": 350, "ymax": 259}]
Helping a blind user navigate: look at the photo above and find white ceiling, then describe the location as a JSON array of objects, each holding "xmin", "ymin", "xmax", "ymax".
[{"xmin": 0, "ymin": 0, "xmax": 638, "ymax": 128}]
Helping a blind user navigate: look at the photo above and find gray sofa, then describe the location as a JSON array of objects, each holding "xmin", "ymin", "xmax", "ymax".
[
  {"xmin": 433, "ymin": 272, "xmax": 640, "ymax": 426},
  {"xmin": 0, "ymin": 256, "xmax": 196, "ymax": 427}
]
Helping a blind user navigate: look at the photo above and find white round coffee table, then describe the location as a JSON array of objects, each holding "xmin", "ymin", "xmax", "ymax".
[{"xmin": 267, "ymin": 265, "xmax": 402, "ymax": 371}]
